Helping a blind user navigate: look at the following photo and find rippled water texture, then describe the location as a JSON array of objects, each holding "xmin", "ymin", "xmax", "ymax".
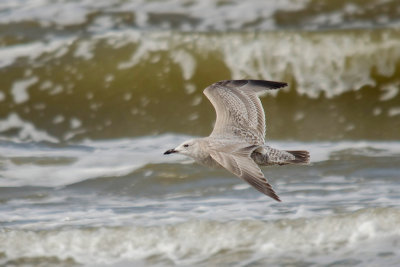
[{"xmin": 1, "ymin": 0, "xmax": 400, "ymax": 266}]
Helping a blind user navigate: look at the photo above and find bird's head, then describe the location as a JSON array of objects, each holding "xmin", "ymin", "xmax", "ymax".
[{"xmin": 164, "ymin": 139, "xmax": 200, "ymax": 158}]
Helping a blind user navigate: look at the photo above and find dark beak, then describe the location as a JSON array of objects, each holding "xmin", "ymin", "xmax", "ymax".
[{"xmin": 164, "ymin": 149, "xmax": 177, "ymax": 155}]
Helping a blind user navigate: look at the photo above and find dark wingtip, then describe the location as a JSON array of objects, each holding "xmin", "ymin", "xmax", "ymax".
[
  {"xmin": 271, "ymin": 192, "xmax": 282, "ymax": 202},
  {"xmin": 265, "ymin": 184, "xmax": 282, "ymax": 202},
  {"xmin": 248, "ymin": 80, "xmax": 288, "ymax": 89},
  {"xmin": 217, "ymin": 79, "xmax": 288, "ymax": 90}
]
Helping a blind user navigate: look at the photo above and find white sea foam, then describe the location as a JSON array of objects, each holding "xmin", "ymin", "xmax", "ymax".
[
  {"xmin": 107, "ymin": 30, "xmax": 400, "ymax": 98},
  {"xmin": 1, "ymin": 29, "xmax": 399, "ymax": 99},
  {"xmin": 0, "ymin": 39, "xmax": 74, "ymax": 68},
  {"xmin": 1, "ymin": 208, "xmax": 399, "ymax": 266},
  {"xmin": 70, "ymin": 118, "xmax": 82, "ymax": 129},
  {"xmin": 10, "ymin": 76, "xmax": 39, "ymax": 104},
  {"xmin": 0, "ymin": 113, "xmax": 58, "ymax": 143},
  {"xmin": 10, "ymin": 0, "xmax": 296, "ymax": 30},
  {"xmin": 52, "ymin": 115, "xmax": 65, "ymax": 124},
  {"xmin": 218, "ymin": 32, "xmax": 400, "ymax": 98},
  {"xmin": 1, "ymin": 0, "xmax": 398, "ymax": 32},
  {"xmin": 117, "ymin": 32, "xmax": 169, "ymax": 70},
  {"xmin": 171, "ymin": 49, "xmax": 197, "ymax": 80},
  {"xmin": 0, "ymin": 134, "xmax": 399, "ymax": 188},
  {"xmin": 73, "ymin": 40, "xmax": 95, "ymax": 60},
  {"xmin": 0, "ymin": 134, "xmax": 399, "ymax": 265},
  {"xmin": 380, "ymin": 83, "xmax": 399, "ymax": 101},
  {"xmin": 388, "ymin": 107, "xmax": 400, "ymax": 117},
  {"xmin": 0, "ymin": 135, "xmax": 186, "ymax": 187}
]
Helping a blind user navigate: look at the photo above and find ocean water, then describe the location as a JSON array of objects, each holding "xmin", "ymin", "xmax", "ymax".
[{"xmin": 1, "ymin": 0, "xmax": 400, "ymax": 266}]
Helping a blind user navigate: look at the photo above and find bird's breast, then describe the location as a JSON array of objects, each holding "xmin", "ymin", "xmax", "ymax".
[{"xmin": 197, "ymin": 154, "xmax": 221, "ymax": 169}]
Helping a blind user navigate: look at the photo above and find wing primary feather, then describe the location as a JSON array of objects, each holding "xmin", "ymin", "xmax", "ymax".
[
  {"xmin": 245, "ymin": 80, "xmax": 287, "ymax": 89},
  {"xmin": 217, "ymin": 80, "xmax": 288, "ymax": 90},
  {"xmin": 209, "ymin": 149, "xmax": 281, "ymax": 202},
  {"xmin": 241, "ymin": 173, "xmax": 281, "ymax": 202}
]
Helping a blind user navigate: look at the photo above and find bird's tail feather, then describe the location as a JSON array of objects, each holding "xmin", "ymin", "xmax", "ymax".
[{"xmin": 286, "ymin": 150, "xmax": 310, "ymax": 164}]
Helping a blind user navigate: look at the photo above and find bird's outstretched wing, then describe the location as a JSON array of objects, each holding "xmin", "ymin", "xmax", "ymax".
[
  {"xmin": 203, "ymin": 80, "xmax": 287, "ymax": 145},
  {"xmin": 209, "ymin": 145, "xmax": 281, "ymax": 202}
]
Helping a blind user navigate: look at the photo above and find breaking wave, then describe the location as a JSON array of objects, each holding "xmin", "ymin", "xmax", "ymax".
[
  {"xmin": 1, "ymin": 135, "xmax": 399, "ymax": 187},
  {"xmin": 1, "ymin": 208, "xmax": 399, "ymax": 266},
  {"xmin": 1, "ymin": 30, "xmax": 399, "ymax": 142}
]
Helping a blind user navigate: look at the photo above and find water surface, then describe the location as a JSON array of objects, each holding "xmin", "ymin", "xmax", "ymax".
[{"xmin": 1, "ymin": 0, "xmax": 400, "ymax": 266}]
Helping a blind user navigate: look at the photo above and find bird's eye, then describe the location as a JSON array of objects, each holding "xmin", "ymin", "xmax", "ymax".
[{"xmin": 183, "ymin": 144, "xmax": 189, "ymax": 148}]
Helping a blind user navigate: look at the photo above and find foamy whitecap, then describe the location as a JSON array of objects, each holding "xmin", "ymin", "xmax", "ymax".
[
  {"xmin": 1, "ymin": 208, "xmax": 399, "ymax": 265},
  {"xmin": 106, "ymin": 30, "xmax": 400, "ymax": 98},
  {"xmin": 1, "ymin": 30, "xmax": 400, "ymax": 100},
  {"xmin": 0, "ymin": 135, "xmax": 187, "ymax": 187},
  {"xmin": 10, "ymin": 76, "xmax": 39, "ymax": 104},
  {"xmin": 380, "ymin": 83, "xmax": 399, "ymax": 101},
  {"xmin": 217, "ymin": 32, "xmax": 400, "ymax": 98},
  {"xmin": 1, "ymin": 0, "xmax": 398, "ymax": 32},
  {"xmin": 388, "ymin": 107, "xmax": 400, "ymax": 116},
  {"xmin": 0, "ymin": 135, "xmax": 399, "ymax": 187},
  {"xmin": 0, "ymin": 39, "xmax": 74, "ymax": 69},
  {"xmin": 171, "ymin": 49, "xmax": 197, "ymax": 80},
  {"xmin": 0, "ymin": 113, "xmax": 58, "ymax": 143},
  {"xmin": 73, "ymin": 40, "xmax": 95, "ymax": 60}
]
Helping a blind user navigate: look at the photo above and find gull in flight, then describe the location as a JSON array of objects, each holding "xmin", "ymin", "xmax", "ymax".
[{"xmin": 164, "ymin": 80, "xmax": 309, "ymax": 201}]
